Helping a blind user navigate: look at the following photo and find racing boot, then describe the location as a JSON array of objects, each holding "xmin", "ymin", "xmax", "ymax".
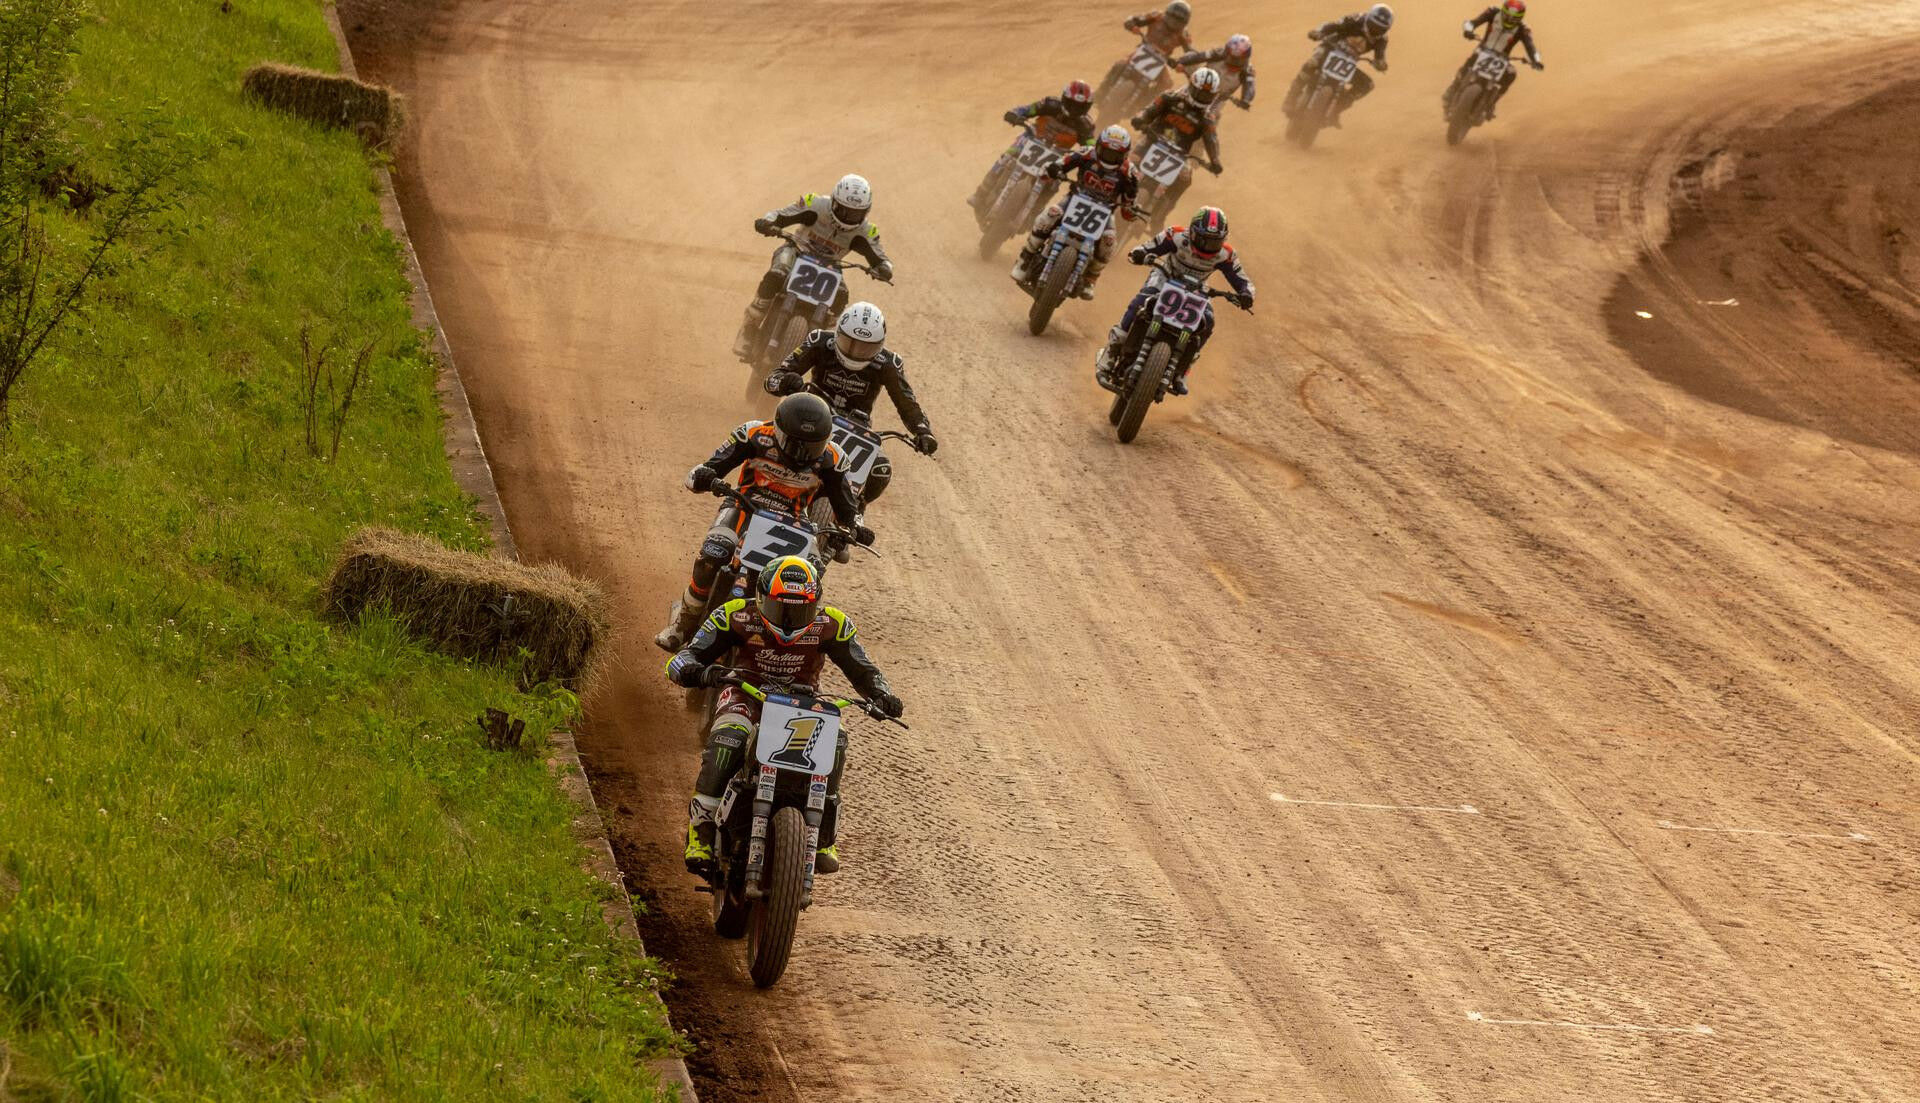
[
  {"xmin": 733, "ymin": 297, "xmax": 773, "ymax": 360},
  {"xmin": 814, "ymin": 844, "xmax": 840, "ymax": 874},
  {"xmin": 1094, "ymin": 325, "xmax": 1126, "ymax": 391},
  {"xmin": 1076, "ymin": 257, "xmax": 1107, "ymax": 300},
  {"xmin": 1010, "ymin": 243, "xmax": 1041, "ymax": 286},
  {"xmin": 1168, "ymin": 362, "xmax": 1192, "ymax": 396},
  {"xmin": 653, "ymin": 586, "xmax": 706, "ymax": 652},
  {"xmin": 684, "ymin": 797, "xmax": 719, "ymax": 873}
]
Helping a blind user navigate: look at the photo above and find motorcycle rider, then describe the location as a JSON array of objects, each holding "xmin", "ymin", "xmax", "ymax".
[
  {"xmin": 668, "ymin": 554, "xmax": 904, "ymax": 875},
  {"xmin": 1096, "ymin": 206, "xmax": 1253, "ymax": 396},
  {"xmin": 1285, "ymin": 4, "xmax": 1393, "ymax": 128},
  {"xmin": 970, "ymin": 81, "xmax": 1099, "ymax": 213},
  {"xmin": 653, "ymin": 393, "xmax": 868, "ymax": 652},
  {"xmin": 1010, "ymin": 125, "xmax": 1141, "ymax": 298},
  {"xmin": 734, "ymin": 175, "xmax": 894, "ymax": 360},
  {"xmin": 1445, "ymin": 0, "xmax": 1543, "ymax": 119},
  {"xmin": 1102, "ymin": 3, "xmax": 1198, "ymax": 93},
  {"xmin": 1131, "ymin": 68, "xmax": 1225, "ymax": 227},
  {"xmin": 765, "ymin": 302, "xmax": 938, "ymax": 510},
  {"xmin": 1177, "ymin": 33, "xmax": 1255, "ymax": 116}
]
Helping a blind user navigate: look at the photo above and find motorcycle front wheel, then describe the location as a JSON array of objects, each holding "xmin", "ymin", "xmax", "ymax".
[
  {"xmin": 744, "ymin": 805, "xmax": 807, "ymax": 987},
  {"xmin": 1029, "ymin": 243, "xmax": 1080, "ymax": 336},
  {"xmin": 1116, "ymin": 340, "xmax": 1172, "ymax": 443}
]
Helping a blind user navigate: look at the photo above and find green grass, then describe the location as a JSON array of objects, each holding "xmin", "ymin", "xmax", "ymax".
[{"xmin": 0, "ymin": 1, "xmax": 676, "ymax": 1098}]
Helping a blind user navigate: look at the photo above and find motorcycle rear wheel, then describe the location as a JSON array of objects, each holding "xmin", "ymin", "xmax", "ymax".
[
  {"xmin": 1029, "ymin": 243, "xmax": 1079, "ymax": 336},
  {"xmin": 745, "ymin": 805, "xmax": 807, "ymax": 988},
  {"xmin": 1117, "ymin": 340, "xmax": 1171, "ymax": 444}
]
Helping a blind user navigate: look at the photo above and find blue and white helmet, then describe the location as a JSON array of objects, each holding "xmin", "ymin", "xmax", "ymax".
[{"xmin": 1364, "ymin": 3, "xmax": 1394, "ymax": 36}]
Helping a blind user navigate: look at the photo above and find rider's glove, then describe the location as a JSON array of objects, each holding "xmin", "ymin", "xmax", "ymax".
[
  {"xmin": 872, "ymin": 260, "xmax": 894, "ymax": 283},
  {"xmin": 1129, "ymin": 115, "xmax": 1148, "ymax": 130},
  {"xmin": 1308, "ymin": 29, "xmax": 1323, "ymax": 41},
  {"xmin": 1205, "ymin": 160, "xmax": 1223, "ymax": 176},
  {"xmin": 1462, "ymin": 21, "xmax": 1475, "ymax": 39},
  {"xmin": 1374, "ymin": 58, "xmax": 1389, "ymax": 72},
  {"xmin": 853, "ymin": 523, "xmax": 876, "ymax": 547},
  {"xmin": 913, "ymin": 431, "xmax": 938, "ymax": 456},
  {"xmin": 765, "ymin": 371, "xmax": 800, "ymax": 396},
  {"xmin": 1231, "ymin": 291, "xmax": 1255, "ymax": 310},
  {"xmin": 1003, "ymin": 109, "xmax": 1023, "ymax": 125},
  {"xmin": 686, "ymin": 465, "xmax": 717, "ymax": 493},
  {"xmin": 753, "ymin": 216, "xmax": 776, "ymax": 236},
  {"xmin": 873, "ymin": 692, "xmax": 904, "ymax": 719},
  {"xmin": 667, "ymin": 654, "xmax": 706, "ymax": 688},
  {"xmin": 1044, "ymin": 163, "xmax": 1066, "ymax": 180},
  {"xmin": 699, "ymin": 665, "xmax": 732, "ymax": 689},
  {"xmin": 1531, "ymin": 58, "xmax": 1545, "ymax": 70},
  {"xmin": 1127, "ymin": 245, "xmax": 1150, "ymax": 265},
  {"xmin": 1232, "ymin": 98, "xmax": 1251, "ymax": 111}
]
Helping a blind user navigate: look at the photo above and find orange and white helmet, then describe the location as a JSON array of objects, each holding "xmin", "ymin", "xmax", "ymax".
[
  {"xmin": 1187, "ymin": 67, "xmax": 1222, "ymax": 106},
  {"xmin": 757, "ymin": 556, "xmax": 821, "ymax": 642}
]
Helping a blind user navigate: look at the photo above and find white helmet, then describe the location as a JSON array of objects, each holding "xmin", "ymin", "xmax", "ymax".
[
  {"xmin": 835, "ymin": 302, "xmax": 885, "ymax": 368},
  {"xmin": 830, "ymin": 174, "xmax": 872, "ymax": 229},
  {"xmin": 1188, "ymin": 67, "xmax": 1222, "ymax": 106},
  {"xmin": 1364, "ymin": 3, "xmax": 1394, "ymax": 35}
]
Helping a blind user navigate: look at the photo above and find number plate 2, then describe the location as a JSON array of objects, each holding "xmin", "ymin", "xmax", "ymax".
[
  {"xmin": 755, "ymin": 695, "xmax": 842, "ymax": 776},
  {"xmin": 785, "ymin": 255, "xmax": 842, "ymax": 308},
  {"xmin": 736, "ymin": 511, "xmax": 818, "ymax": 574}
]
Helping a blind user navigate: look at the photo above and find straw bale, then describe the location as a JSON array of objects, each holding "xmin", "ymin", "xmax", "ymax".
[
  {"xmin": 322, "ymin": 527, "xmax": 607, "ymax": 686},
  {"xmin": 241, "ymin": 62, "xmax": 405, "ymax": 148}
]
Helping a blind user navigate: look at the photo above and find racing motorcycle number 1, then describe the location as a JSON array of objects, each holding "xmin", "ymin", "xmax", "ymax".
[
  {"xmin": 1321, "ymin": 50, "xmax": 1359, "ymax": 83},
  {"xmin": 1137, "ymin": 142, "xmax": 1186, "ymax": 186},
  {"xmin": 1471, "ymin": 50, "xmax": 1509, "ymax": 81},
  {"xmin": 1015, "ymin": 136, "xmax": 1066, "ymax": 176},
  {"xmin": 785, "ymin": 255, "xmax": 842, "ymax": 308},
  {"xmin": 1059, "ymin": 194, "xmax": 1112, "ymax": 239},
  {"xmin": 829, "ymin": 417, "xmax": 883, "ymax": 488},
  {"xmin": 1128, "ymin": 44, "xmax": 1167, "ymax": 79},
  {"xmin": 755, "ymin": 695, "xmax": 842, "ymax": 775},
  {"xmin": 736, "ymin": 511, "xmax": 817, "ymax": 574},
  {"xmin": 1154, "ymin": 286, "xmax": 1207, "ymax": 330}
]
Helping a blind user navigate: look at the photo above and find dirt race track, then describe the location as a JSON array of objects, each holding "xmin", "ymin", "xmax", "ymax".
[{"xmin": 341, "ymin": 1, "xmax": 1920, "ymax": 1098}]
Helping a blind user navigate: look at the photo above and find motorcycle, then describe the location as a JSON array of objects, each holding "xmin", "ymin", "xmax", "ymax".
[
  {"xmin": 806, "ymin": 412, "xmax": 930, "ymax": 560},
  {"xmin": 1444, "ymin": 47, "xmax": 1535, "ymax": 146},
  {"xmin": 697, "ymin": 669, "xmax": 905, "ymax": 988},
  {"xmin": 1122, "ymin": 137, "xmax": 1197, "ymax": 245},
  {"xmin": 1283, "ymin": 40, "xmax": 1380, "ymax": 149},
  {"xmin": 1018, "ymin": 190, "xmax": 1134, "ymax": 336},
  {"xmin": 1094, "ymin": 36, "xmax": 1177, "ymax": 127},
  {"xmin": 1099, "ymin": 268, "xmax": 1250, "ymax": 444},
  {"xmin": 976, "ymin": 126, "xmax": 1072, "ymax": 260},
  {"xmin": 740, "ymin": 231, "xmax": 888, "ymax": 401}
]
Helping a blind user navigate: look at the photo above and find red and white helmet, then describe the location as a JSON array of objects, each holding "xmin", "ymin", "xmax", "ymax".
[
  {"xmin": 1188, "ymin": 206, "xmax": 1228, "ymax": 257},
  {"xmin": 1062, "ymin": 80, "xmax": 1094, "ymax": 115},
  {"xmin": 1095, "ymin": 124, "xmax": 1132, "ymax": 167},
  {"xmin": 1225, "ymin": 34, "xmax": 1252, "ymax": 61},
  {"xmin": 1500, "ymin": 0, "xmax": 1526, "ymax": 26}
]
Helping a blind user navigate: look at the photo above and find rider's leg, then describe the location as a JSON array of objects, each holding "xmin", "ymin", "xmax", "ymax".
[
  {"xmin": 1169, "ymin": 306, "xmax": 1216, "ymax": 395},
  {"xmin": 861, "ymin": 449, "xmax": 892, "ymax": 503},
  {"xmin": 1014, "ymin": 203, "xmax": 1065, "ymax": 282},
  {"xmin": 1490, "ymin": 68, "xmax": 1518, "ymax": 116},
  {"xmin": 813, "ymin": 728, "xmax": 851, "ymax": 873},
  {"xmin": 1099, "ymin": 269, "xmax": 1166, "ymax": 380},
  {"xmin": 1333, "ymin": 71, "xmax": 1376, "ymax": 124},
  {"xmin": 1079, "ymin": 224, "xmax": 1118, "ymax": 299},
  {"xmin": 685, "ymin": 701, "xmax": 754, "ymax": 869},
  {"xmin": 736, "ymin": 244, "xmax": 798, "ymax": 357},
  {"xmin": 1283, "ymin": 58, "xmax": 1318, "ymax": 112},
  {"xmin": 655, "ymin": 508, "xmax": 739, "ymax": 651}
]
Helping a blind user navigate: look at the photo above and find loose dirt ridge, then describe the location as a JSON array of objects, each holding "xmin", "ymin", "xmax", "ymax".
[{"xmin": 342, "ymin": 1, "xmax": 1920, "ymax": 1099}]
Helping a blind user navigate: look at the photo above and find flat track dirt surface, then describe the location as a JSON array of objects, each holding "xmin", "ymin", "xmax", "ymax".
[{"xmin": 342, "ymin": 1, "xmax": 1920, "ymax": 1098}]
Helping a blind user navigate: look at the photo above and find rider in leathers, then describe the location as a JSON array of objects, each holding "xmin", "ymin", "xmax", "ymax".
[
  {"xmin": 1177, "ymin": 34, "xmax": 1256, "ymax": 117},
  {"xmin": 1286, "ymin": 8, "xmax": 1392, "ymax": 126},
  {"xmin": 1011, "ymin": 126, "xmax": 1141, "ymax": 298},
  {"xmin": 1131, "ymin": 73, "xmax": 1224, "ymax": 228},
  {"xmin": 1097, "ymin": 209, "xmax": 1254, "ymax": 395},
  {"xmin": 970, "ymin": 84, "xmax": 1098, "ymax": 214},
  {"xmin": 735, "ymin": 177, "xmax": 894, "ymax": 360},
  {"xmin": 1445, "ymin": 2, "xmax": 1543, "ymax": 119},
  {"xmin": 668, "ymin": 554, "xmax": 903, "ymax": 874},
  {"xmin": 765, "ymin": 313, "xmax": 939, "ymax": 506},
  {"xmin": 1102, "ymin": 5, "xmax": 1197, "ymax": 95},
  {"xmin": 653, "ymin": 393, "xmax": 868, "ymax": 651}
]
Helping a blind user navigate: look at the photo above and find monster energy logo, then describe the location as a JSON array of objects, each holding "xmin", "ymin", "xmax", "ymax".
[{"xmin": 769, "ymin": 714, "xmax": 826, "ymax": 769}]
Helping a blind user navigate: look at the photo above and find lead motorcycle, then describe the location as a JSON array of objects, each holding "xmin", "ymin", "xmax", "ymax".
[
  {"xmin": 1017, "ymin": 189, "xmax": 1136, "ymax": 335},
  {"xmin": 976, "ymin": 125, "xmax": 1073, "ymax": 259},
  {"xmin": 1443, "ymin": 46, "xmax": 1539, "ymax": 145},
  {"xmin": 1099, "ymin": 268, "xmax": 1250, "ymax": 443},
  {"xmin": 739, "ymin": 232, "xmax": 889, "ymax": 400},
  {"xmin": 1282, "ymin": 38, "xmax": 1381, "ymax": 149},
  {"xmin": 697, "ymin": 669, "xmax": 905, "ymax": 988}
]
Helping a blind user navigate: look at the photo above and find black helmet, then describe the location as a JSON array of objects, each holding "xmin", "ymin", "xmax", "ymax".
[{"xmin": 773, "ymin": 392, "xmax": 833, "ymax": 467}]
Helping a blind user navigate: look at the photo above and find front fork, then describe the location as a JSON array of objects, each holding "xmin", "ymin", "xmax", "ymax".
[{"xmin": 741, "ymin": 764, "xmax": 829, "ymax": 910}]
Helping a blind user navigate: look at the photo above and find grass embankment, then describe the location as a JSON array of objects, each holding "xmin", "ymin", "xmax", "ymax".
[{"xmin": 0, "ymin": 1, "xmax": 674, "ymax": 1098}]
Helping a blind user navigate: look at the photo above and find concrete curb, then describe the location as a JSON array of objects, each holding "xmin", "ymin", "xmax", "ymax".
[{"xmin": 320, "ymin": 8, "xmax": 698, "ymax": 1100}]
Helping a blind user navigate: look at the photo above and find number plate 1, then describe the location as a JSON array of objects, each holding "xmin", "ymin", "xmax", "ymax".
[
  {"xmin": 1137, "ymin": 141, "xmax": 1185, "ymax": 186},
  {"xmin": 736, "ymin": 511, "xmax": 818, "ymax": 574},
  {"xmin": 785, "ymin": 255, "xmax": 842, "ymax": 308},
  {"xmin": 829, "ymin": 416, "xmax": 883, "ymax": 489},
  {"xmin": 1322, "ymin": 51, "xmax": 1358, "ymax": 82},
  {"xmin": 755, "ymin": 694, "xmax": 843, "ymax": 776}
]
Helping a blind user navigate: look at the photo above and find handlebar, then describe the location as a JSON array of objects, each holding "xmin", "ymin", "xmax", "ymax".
[
  {"xmin": 709, "ymin": 668, "xmax": 909, "ymax": 727},
  {"xmin": 765, "ymin": 230, "xmax": 891, "ymax": 283}
]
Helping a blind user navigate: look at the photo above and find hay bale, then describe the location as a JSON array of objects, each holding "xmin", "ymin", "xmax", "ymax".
[
  {"xmin": 322, "ymin": 527, "xmax": 607, "ymax": 686},
  {"xmin": 241, "ymin": 62, "xmax": 405, "ymax": 148}
]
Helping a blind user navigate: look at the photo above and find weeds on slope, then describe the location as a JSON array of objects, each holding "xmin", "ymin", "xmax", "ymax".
[{"xmin": 0, "ymin": 0, "xmax": 675, "ymax": 1098}]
